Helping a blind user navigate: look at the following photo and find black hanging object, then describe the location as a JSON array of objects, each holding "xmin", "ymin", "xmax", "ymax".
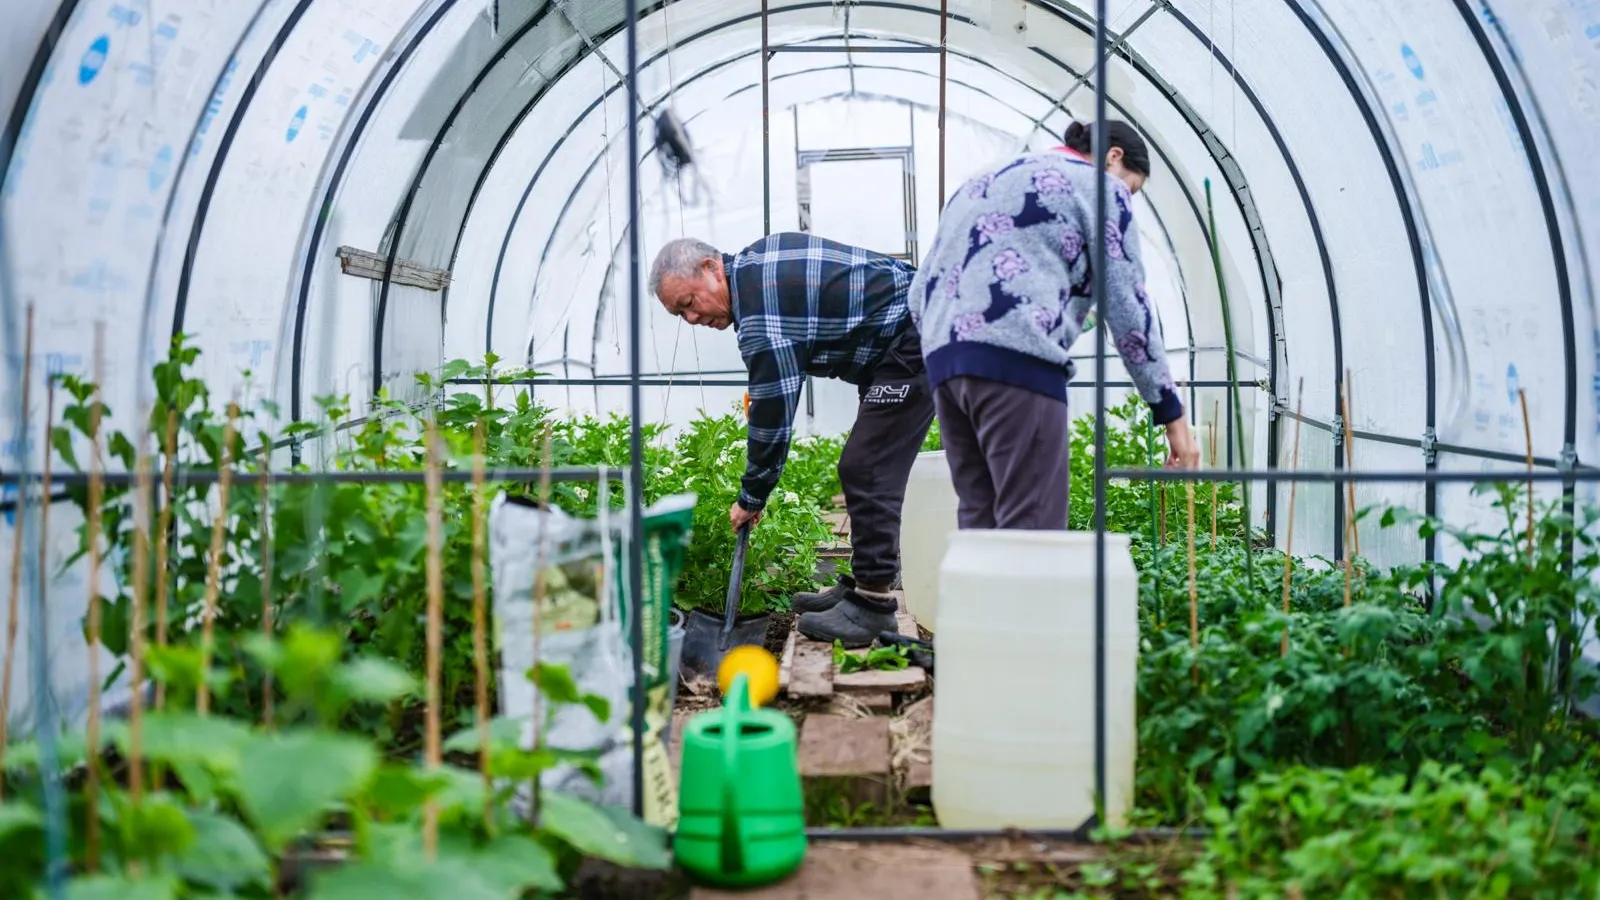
[{"xmin": 655, "ymin": 108, "xmax": 695, "ymax": 176}]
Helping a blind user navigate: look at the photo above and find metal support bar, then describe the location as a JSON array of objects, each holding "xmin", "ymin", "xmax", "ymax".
[
  {"xmin": 937, "ymin": 0, "xmax": 949, "ymax": 205},
  {"xmin": 1107, "ymin": 467, "xmax": 1600, "ymax": 485},
  {"xmin": 761, "ymin": 0, "xmax": 772, "ymax": 234},
  {"xmin": 1, "ymin": 468, "xmax": 613, "ymax": 488},
  {"xmin": 770, "ymin": 44, "xmax": 942, "ymax": 53}
]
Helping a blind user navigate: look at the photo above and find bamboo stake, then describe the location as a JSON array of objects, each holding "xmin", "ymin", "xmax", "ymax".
[
  {"xmin": 0, "ymin": 305, "xmax": 35, "ymax": 799},
  {"xmin": 471, "ymin": 422, "xmax": 492, "ymax": 829},
  {"xmin": 128, "ymin": 419, "xmax": 153, "ymax": 811},
  {"xmin": 1187, "ymin": 480, "xmax": 1199, "ymax": 685},
  {"xmin": 152, "ymin": 409, "xmax": 177, "ymax": 790},
  {"xmin": 1209, "ymin": 400, "xmax": 1220, "ymax": 545},
  {"xmin": 528, "ymin": 424, "xmax": 555, "ymax": 823},
  {"xmin": 196, "ymin": 403, "xmax": 239, "ymax": 717},
  {"xmin": 1341, "ymin": 371, "xmax": 1360, "ymax": 563},
  {"xmin": 85, "ymin": 323, "xmax": 106, "ymax": 872},
  {"xmin": 423, "ymin": 422, "xmax": 445, "ymax": 859},
  {"xmin": 1280, "ymin": 378, "xmax": 1305, "ymax": 659},
  {"xmin": 1518, "ymin": 388, "xmax": 1535, "ymax": 560},
  {"xmin": 259, "ymin": 447, "xmax": 275, "ymax": 729}
]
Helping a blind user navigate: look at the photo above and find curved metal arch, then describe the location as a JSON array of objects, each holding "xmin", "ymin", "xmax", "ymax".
[
  {"xmin": 528, "ymin": 61, "xmax": 1202, "ymax": 378},
  {"xmin": 287, "ymin": 0, "xmax": 459, "ymax": 425},
  {"xmin": 1280, "ymin": 0, "xmax": 1442, "ymax": 573},
  {"xmin": 1451, "ymin": 0, "xmax": 1577, "ymax": 464},
  {"xmin": 462, "ymin": 2, "xmax": 1260, "ymax": 379},
  {"xmin": 364, "ymin": 0, "xmax": 571, "ymax": 398},
  {"xmin": 0, "ymin": 0, "xmax": 81, "ymax": 198},
  {"xmin": 1160, "ymin": 4, "xmax": 1346, "ymax": 551},
  {"xmin": 167, "ymin": 0, "xmax": 317, "ymax": 339}
]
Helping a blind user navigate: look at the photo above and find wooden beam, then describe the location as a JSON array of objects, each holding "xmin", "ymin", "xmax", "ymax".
[{"xmin": 336, "ymin": 246, "xmax": 452, "ymax": 292}]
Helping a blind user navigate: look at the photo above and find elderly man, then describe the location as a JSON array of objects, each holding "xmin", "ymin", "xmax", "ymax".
[{"xmin": 650, "ymin": 233, "xmax": 933, "ymax": 647}]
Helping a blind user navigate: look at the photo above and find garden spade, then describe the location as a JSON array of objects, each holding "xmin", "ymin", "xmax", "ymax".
[{"xmin": 719, "ymin": 524, "xmax": 750, "ymax": 651}]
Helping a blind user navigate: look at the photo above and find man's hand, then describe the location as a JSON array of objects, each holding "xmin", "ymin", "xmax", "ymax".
[
  {"xmin": 729, "ymin": 501, "xmax": 764, "ymax": 531},
  {"xmin": 1164, "ymin": 418, "xmax": 1201, "ymax": 470}
]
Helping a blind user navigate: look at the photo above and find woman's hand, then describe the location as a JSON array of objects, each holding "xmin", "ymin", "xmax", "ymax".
[{"xmin": 1164, "ymin": 418, "xmax": 1201, "ymax": 469}]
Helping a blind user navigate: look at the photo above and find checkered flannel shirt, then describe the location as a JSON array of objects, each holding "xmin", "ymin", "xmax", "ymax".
[{"xmin": 725, "ymin": 232, "xmax": 915, "ymax": 511}]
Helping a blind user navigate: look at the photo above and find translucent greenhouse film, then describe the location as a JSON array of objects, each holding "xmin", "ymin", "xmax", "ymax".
[{"xmin": 3, "ymin": 0, "xmax": 1600, "ymax": 893}]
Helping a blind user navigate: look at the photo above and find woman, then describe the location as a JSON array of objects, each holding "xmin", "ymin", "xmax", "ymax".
[{"xmin": 908, "ymin": 120, "xmax": 1199, "ymax": 530}]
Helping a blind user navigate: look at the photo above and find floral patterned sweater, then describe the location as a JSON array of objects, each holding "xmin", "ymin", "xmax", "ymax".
[{"xmin": 908, "ymin": 149, "xmax": 1184, "ymax": 424}]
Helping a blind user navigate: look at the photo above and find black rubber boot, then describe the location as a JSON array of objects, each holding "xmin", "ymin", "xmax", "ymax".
[
  {"xmin": 797, "ymin": 589, "xmax": 899, "ymax": 649},
  {"xmin": 791, "ymin": 574, "xmax": 856, "ymax": 614}
]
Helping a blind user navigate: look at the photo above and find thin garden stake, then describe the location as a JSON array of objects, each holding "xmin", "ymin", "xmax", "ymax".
[
  {"xmin": 85, "ymin": 323, "xmax": 106, "ymax": 872},
  {"xmin": 1519, "ymin": 388, "xmax": 1534, "ymax": 559},
  {"xmin": 471, "ymin": 421, "xmax": 492, "ymax": 829},
  {"xmin": 153, "ymin": 408, "xmax": 177, "ymax": 789},
  {"xmin": 1279, "ymin": 378, "xmax": 1305, "ymax": 658},
  {"xmin": 128, "ymin": 425, "xmax": 154, "ymax": 810},
  {"xmin": 259, "ymin": 447, "xmax": 274, "ymax": 728},
  {"xmin": 529, "ymin": 423, "xmax": 555, "ymax": 823},
  {"xmin": 423, "ymin": 423, "xmax": 445, "ymax": 859},
  {"xmin": 1209, "ymin": 401, "xmax": 1219, "ymax": 545},
  {"xmin": 1342, "ymin": 371, "xmax": 1360, "ymax": 560},
  {"xmin": 1341, "ymin": 372, "xmax": 1358, "ymax": 608},
  {"xmin": 1206, "ymin": 178, "xmax": 1250, "ymax": 586},
  {"xmin": 196, "ymin": 403, "xmax": 239, "ymax": 717},
  {"xmin": 0, "ymin": 305, "xmax": 34, "ymax": 798},
  {"xmin": 1186, "ymin": 481, "xmax": 1198, "ymax": 685}
]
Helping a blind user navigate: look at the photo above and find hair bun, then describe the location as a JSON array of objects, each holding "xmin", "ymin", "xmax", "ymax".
[{"xmin": 1063, "ymin": 121, "xmax": 1088, "ymax": 141}]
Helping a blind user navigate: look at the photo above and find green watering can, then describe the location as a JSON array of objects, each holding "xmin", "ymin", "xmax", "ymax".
[{"xmin": 673, "ymin": 647, "xmax": 807, "ymax": 887}]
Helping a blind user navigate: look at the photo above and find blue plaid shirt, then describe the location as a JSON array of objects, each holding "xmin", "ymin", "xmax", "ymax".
[{"xmin": 725, "ymin": 232, "xmax": 915, "ymax": 511}]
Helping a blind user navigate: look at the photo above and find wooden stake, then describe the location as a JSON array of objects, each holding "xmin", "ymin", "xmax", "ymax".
[
  {"xmin": 196, "ymin": 403, "xmax": 239, "ymax": 717},
  {"xmin": 528, "ymin": 423, "xmax": 555, "ymax": 822},
  {"xmin": 85, "ymin": 323, "xmax": 106, "ymax": 872},
  {"xmin": 0, "ymin": 305, "xmax": 35, "ymax": 799},
  {"xmin": 1519, "ymin": 388, "xmax": 1535, "ymax": 560},
  {"xmin": 1280, "ymin": 379, "xmax": 1305, "ymax": 659},
  {"xmin": 1186, "ymin": 481, "xmax": 1198, "ymax": 685},
  {"xmin": 128, "ymin": 418, "xmax": 153, "ymax": 809},
  {"xmin": 423, "ymin": 422, "xmax": 445, "ymax": 859},
  {"xmin": 154, "ymin": 410, "xmax": 177, "ymax": 715},
  {"xmin": 1209, "ymin": 401, "xmax": 1220, "ymax": 545},
  {"xmin": 1340, "ymin": 374, "xmax": 1358, "ymax": 610},
  {"xmin": 259, "ymin": 447, "xmax": 275, "ymax": 729},
  {"xmin": 1341, "ymin": 371, "xmax": 1360, "ymax": 563},
  {"xmin": 471, "ymin": 422, "xmax": 492, "ymax": 829},
  {"xmin": 152, "ymin": 409, "xmax": 177, "ymax": 789}
]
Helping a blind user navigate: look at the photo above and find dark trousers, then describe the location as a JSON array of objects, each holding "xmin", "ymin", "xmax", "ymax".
[
  {"xmin": 838, "ymin": 328, "xmax": 936, "ymax": 589},
  {"xmin": 934, "ymin": 375, "xmax": 1071, "ymax": 530}
]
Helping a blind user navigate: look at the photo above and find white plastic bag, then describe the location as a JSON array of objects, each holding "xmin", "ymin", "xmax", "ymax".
[{"xmin": 488, "ymin": 469, "xmax": 634, "ymax": 810}]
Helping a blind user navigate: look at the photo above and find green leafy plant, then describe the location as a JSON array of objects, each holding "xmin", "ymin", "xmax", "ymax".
[
  {"xmin": 831, "ymin": 641, "xmax": 910, "ymax": 674},
  {"xmin": 0, "ymin": 626, "xmax": 666, "ymax": 897}
]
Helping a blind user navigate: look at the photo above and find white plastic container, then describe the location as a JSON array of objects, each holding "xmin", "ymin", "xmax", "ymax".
[
  {"xmin": 931, "ymin": 530, "xmax": 1140, "ymax": 830},
  {"xmin": 899, "ymin": 451, "xmax": 960, "ymax": 632}
]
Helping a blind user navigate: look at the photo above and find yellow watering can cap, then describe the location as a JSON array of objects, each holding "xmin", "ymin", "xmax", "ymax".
[{"xmin": 718, "ymin": 645, "xmax": 780, "ymax": 708}]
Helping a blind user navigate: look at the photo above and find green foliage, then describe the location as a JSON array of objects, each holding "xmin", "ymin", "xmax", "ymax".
[
  {"xmin": 1190, "ymin": 763, "xmax": 1600, "ymax": 898},
  {"xmin": 1, "ymin": 626, "xmax": 666, "ymax": 896}
]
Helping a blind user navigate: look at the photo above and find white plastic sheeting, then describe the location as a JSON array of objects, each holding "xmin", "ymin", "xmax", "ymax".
[{"xmin": 4, "ymin": 0, "xmax": 1600, "ymax": 730}]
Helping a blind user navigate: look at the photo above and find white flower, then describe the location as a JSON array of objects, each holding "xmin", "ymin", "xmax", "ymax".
[
  {"xmin": 574, "ymin": 486, "xmax": 590, "ymax": 501},
  {"xmin": 782, "ymin": 491, "xmax": 799, "ymax": 505},
  {"xmin": 659, "ymin": 466, "xmax": 674, "ymax": 477},
  {"xmin": 1265, "ymin": 691, "xmax": 1284, "ymax": 718},
  {"xmin": 716, "ymin": 451, "xmax": 731, "ymax": 466}
]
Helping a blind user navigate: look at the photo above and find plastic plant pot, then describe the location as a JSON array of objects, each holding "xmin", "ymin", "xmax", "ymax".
[{"xmin": 678, "ymin": 606, "xmax": 772, "ymax": 684}]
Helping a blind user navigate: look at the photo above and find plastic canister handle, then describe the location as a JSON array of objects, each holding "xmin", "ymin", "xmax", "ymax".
[{"xmin": 718, "ymin": 672, "xmax": 751, "ymax": 875}]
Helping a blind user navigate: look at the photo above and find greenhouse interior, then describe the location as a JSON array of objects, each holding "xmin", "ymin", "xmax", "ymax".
[{"xmin": 3, "ymin": 0, "xmax": 1600, "ymax": 896}]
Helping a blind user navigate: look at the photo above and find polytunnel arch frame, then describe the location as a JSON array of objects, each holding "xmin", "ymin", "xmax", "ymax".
[
  {"xmin": 3, "ymin": 0, "xmax": 1600, "ymax": 845},
  {"xmin": 358, "ymin": 0, "xmax": 1289, "ymax": 472},
  {"xmin": 431, "ymin": 0, "xmax": 1307, "ymax": 540},
  {"xmin": 512, "ymin": 54, "xmax": 1206, "ymax": 382}
]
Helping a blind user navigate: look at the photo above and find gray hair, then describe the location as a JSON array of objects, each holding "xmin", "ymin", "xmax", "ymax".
[{"xmin": 649, "ymin": 237, "xmax": 721, "ymax": 296}]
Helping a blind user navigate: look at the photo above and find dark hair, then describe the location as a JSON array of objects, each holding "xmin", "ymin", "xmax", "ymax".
[{"xmin": 1062, "ymin": 120, "xmax": 1150, "ymax": 177}]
